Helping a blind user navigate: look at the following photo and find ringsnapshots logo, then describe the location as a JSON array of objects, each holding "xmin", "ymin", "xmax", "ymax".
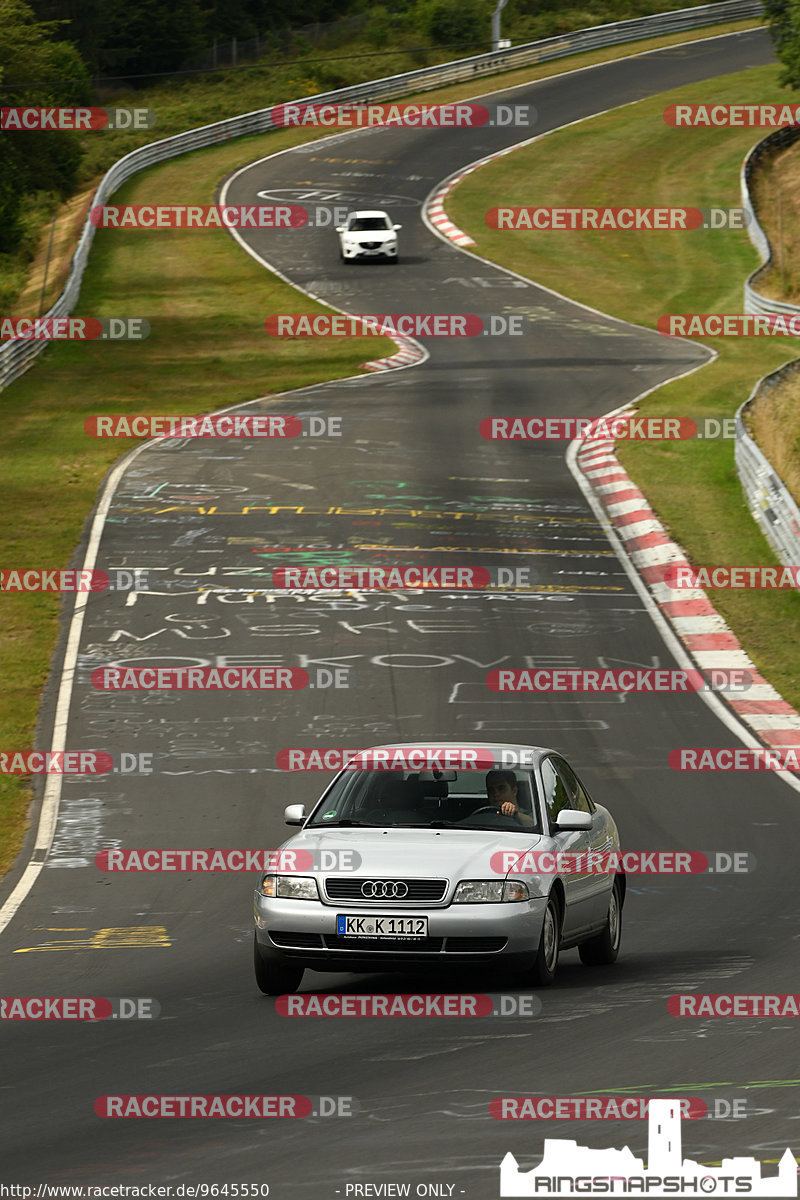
[
  {"xmin": 0, "ymin": 317, "xmax": 149, "ymax": 341},
  {"xmin": 265, "ymin": 313, "xmax": 527, "ymax": 337},
  {"xmin": 1, "ymin": 107, "xmax": 155, "ymax": 130},
  {"xmin": 498, "ymin": 1098, "xmax": 798, "ymax": 1197},
  {"xmin": 270, "ymin": 102, "xmax": 534, "ymax": 128}
]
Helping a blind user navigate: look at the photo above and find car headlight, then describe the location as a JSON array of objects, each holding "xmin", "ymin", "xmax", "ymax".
[
  {"xmin": 259, "ymin": 874, "xmax": 319, "ymax": 900},
  {"xmin": 453, "ymin": 880, "xmax": 529, "ymax": 903}
]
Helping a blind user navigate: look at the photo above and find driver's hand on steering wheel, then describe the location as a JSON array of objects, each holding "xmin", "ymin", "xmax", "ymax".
[{"xmin": 500, "ymin": 801, "xmax": 519, "ymax": 817}]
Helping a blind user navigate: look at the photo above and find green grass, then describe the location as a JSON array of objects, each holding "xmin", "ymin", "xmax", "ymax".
[{"xmin": 448, "ymin": 62, "xmax": 800, "ymax": 710}]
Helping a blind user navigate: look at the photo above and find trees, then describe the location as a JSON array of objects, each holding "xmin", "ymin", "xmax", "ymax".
[
  {"xmin": 0, "ymin": 0, "xmax": 88, "ymax": 254},
  {"xmin": 763, "ymin": 0, "xmax": 800, "ymax": 90}
]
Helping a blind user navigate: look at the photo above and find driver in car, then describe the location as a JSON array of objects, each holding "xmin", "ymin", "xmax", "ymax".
[{"xmin": 486, "ymin": 769, "xmax": 535, "ymax": 827}]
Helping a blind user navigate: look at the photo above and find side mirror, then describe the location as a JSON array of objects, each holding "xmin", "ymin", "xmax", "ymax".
[
  {"xmin": 555, "ymin": 809, "xmax": 592, "ymax": 832},
  {"xmin": 393, "ymin": 223, "xmax": 402, "ymax": 230},
  {"xmin": 284, "ymin": 804, "xmax": 306, "ymax": 825},
  {"xmin": 334, "ymin": 226, "xmax": 344, "ymax": 233}
]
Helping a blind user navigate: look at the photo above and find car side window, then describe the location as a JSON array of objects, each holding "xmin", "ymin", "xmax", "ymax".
[
  {"xmin": 540, "ymin": 758, "xmax": 571, "ymax": 827},
  {"xmin": 554, "ymin": 758, "xmax": 595, "ymax": 814}
]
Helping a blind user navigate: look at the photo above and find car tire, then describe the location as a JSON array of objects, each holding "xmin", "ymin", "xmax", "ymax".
[
  {"xmin": 390, "ymin": 255, "xmax": 399, "ymax": 264},
  {"xmin": 253, "ymin": 932, "xmax": 304, "ymax": 995},
  {"xmin": 527, "ymin": 894, "xmax": 560, "ymax": 987},
  {"xmin": 578, "ymin": 878, "xmax": 622, "ymax": 966}
]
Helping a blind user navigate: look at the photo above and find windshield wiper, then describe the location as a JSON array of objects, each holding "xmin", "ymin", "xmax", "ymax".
[
  {"xmin": 315, "ymin": 818, "xmax": 379, "ymax": 828},
  {"xmin": 392, "ymin": 821, "xmax": 457, "ymax": 829}
]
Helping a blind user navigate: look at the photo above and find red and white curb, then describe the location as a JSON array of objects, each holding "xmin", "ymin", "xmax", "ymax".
[
  {"xmin": 360, "ymin": 337, "xmax": 425, "ymax": 372},
  {"xmin": 424, "ymin": 142, "xmax": 532, "ymax": 249},
  {"xmin": 427, "ymin": 186, "xmax": 476, "ymax": 247},
  {"xmin": 575, "ymin": 411, "xmax": 800, "ymax": 749}
]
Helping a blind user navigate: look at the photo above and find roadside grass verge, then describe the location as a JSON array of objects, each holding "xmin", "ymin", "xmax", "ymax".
[
  {"xmin": 746, "ymin": 139, "xmax": 800, "ymax": 511},
  {"xmin": 0, "ymin": 13, "xmax": 768, "ymax": 881},
  {"xmin": 749, "ymin": 366, "xmax": 800, "ymax": 508},
  {"xmin": 447, "ymin": 62, "xmax": 800, "ymax": 711}
]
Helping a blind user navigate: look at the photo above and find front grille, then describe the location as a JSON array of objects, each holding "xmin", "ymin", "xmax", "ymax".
[
  {"xmin": 269, "ymin": 931, "xmax": 324, "ymax": 949},
  {"xmin": 324, "ymin": 935, "xmax": 444, "ymax": 953},
  {"xmin": 445, "ymin": 937, "xmax": 507, "ymax": 953},
  {"xmin": 325, "ymin": 878, "xmax": 447, "ymax": 903},
  {"xmin": 359, "ymin": 241, "xmax": 381, "ymax": 249}
]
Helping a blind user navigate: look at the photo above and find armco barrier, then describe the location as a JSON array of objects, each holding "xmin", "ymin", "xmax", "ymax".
[
  {"xmin": 736, "ymin": 362, "xmax": 800, "ymax": 567},
  {"xmin": 0, "ymin": 0, "xmax": 763, "ymax": 391},
  {"xmin": 737, "ymin": 125, "xmax": 800, "ymax": 569}
]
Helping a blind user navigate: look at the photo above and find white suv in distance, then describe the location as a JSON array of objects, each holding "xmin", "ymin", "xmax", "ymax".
[{"xmin": 336, "ymin": 210, "xmax": 401, "ymax": 263}]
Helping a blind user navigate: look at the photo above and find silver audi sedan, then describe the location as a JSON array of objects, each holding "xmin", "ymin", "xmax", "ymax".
[{"xmin": 253, "ymin": 743, "xmax": 624, "ymax": 994}]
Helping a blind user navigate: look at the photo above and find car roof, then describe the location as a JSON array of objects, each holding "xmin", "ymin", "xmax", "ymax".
[
  {"xmin": 346, "ymin": 209, "xmax": 391, "ymax": 219},
  {"xmin": 345, "ymin": 741, "xmax": 557, "ymax": 759}
]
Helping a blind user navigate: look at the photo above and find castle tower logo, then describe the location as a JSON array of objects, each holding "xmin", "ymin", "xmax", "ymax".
[{"xmin": 500, "ymin": 1098, "xmax": 798, "ymax": 1197}]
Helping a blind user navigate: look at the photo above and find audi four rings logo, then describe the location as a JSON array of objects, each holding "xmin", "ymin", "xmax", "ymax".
[{"xmin": 360, "ymin": 880, "xmax": 409, "ymax": 898}]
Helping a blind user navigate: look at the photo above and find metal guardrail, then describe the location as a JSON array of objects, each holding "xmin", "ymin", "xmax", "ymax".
[
  {"xmin": 736, "ymin": 361, "xmax": 800, "ymax": 566},
  {"xmin": 0, "ymin": 0, "xmax": 764, "ymax": 391},
  {"xmin": 742, "ymin": 123, "xmax": 800, "ymax": 314},
  {"xmin": 736, "ymin": 124, "xmax": 800, "ymax": 572}
]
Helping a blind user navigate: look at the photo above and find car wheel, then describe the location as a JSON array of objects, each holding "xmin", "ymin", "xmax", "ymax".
[
  {"xmin": 390, "ymin": 255, "xmax": 399, "ymax": 264},
  {"xmin": 528, "ymin": 894, "xmax": 560, "ymax": 987},
  {"xmin": 578, "ymin": 878, "xmax": 622, "ymax": 966},
  {"xmin": 254, "ymin": 932, "xmax": 304, "ymax": 995}
]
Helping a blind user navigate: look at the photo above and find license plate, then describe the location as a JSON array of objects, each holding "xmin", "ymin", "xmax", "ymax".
[{"xmin": 336, "ymin": 914, "xmax": 428, "ymax": 939}]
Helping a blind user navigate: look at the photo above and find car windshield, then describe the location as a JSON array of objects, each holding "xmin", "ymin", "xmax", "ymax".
[
  {"xmin": 307, "ymin": 767, "xmax": 540, "ymax": 832},
  {"xmin": 348, "ymin": 216, "xmax": 391, "ymax": 231}
]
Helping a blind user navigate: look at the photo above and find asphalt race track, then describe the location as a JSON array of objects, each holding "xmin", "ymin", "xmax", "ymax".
[{"xmin": 3, "ymin": 25, "xmax": 799, "ymax": 1200}]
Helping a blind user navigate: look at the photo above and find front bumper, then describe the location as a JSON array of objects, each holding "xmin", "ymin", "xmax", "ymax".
[
  {"xmin": 254, "ymin": 893, "xmax": 547, "ymax": 971},
  {"xmin": 341, "ymin": 242, "xmax": 397, "ymax": 259}
]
